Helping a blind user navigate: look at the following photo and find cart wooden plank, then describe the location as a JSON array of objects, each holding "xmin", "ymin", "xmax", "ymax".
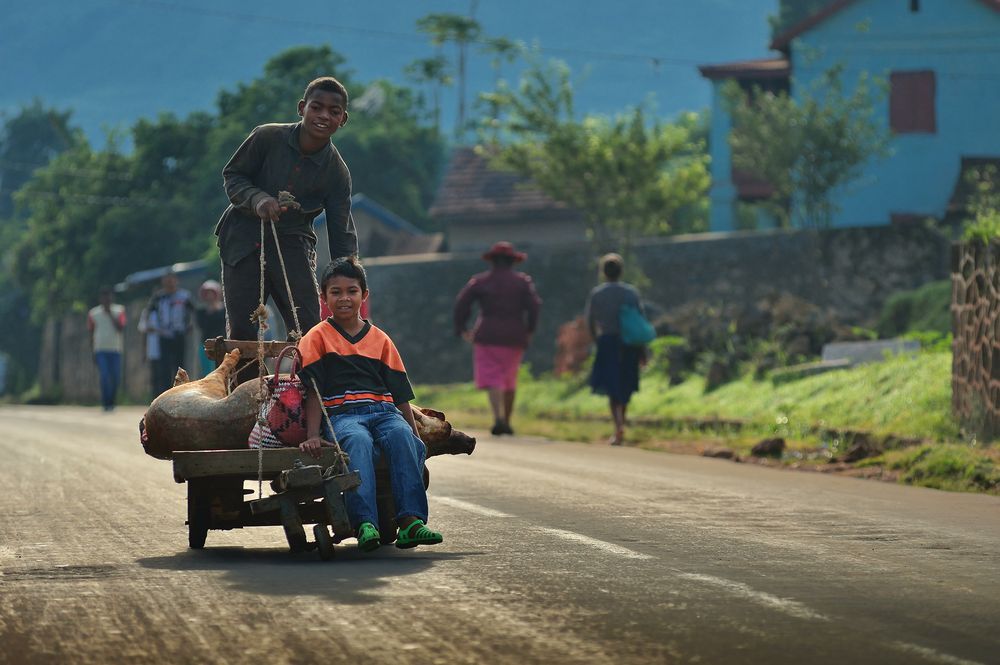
[{"xmin": 172, "ymin": 449, "xmax": 345, "ymax": 483}]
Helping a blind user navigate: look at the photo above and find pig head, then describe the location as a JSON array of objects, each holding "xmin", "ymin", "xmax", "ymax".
[{"xmin": 412, "ymin": 406, "xmax": 476, "ymax": 458}]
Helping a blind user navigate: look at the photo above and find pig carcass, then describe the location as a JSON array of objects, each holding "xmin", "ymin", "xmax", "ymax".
[{"xmin": 140, "ymin": 349, "xmax": 476, "ymax": 460}]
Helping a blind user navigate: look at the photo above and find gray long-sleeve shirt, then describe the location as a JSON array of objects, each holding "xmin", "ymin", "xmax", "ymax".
[
  {"xmin": 584, "ymin": 281, "xmax": 641, "ymax": 338},
  {"xmin": 214, "ymin": 122, "xmax": 358, "ymax": 266}
]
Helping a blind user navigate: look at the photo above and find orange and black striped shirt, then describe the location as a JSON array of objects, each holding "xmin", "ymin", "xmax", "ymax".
[{"xmin": 298, "ymin": 319, "xmax": 414, "ymax": 414}]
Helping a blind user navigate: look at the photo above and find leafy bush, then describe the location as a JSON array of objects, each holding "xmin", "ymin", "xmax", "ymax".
[{"xmin": 876, "ymin": 280, "xmax": 951, "ymax": 338}]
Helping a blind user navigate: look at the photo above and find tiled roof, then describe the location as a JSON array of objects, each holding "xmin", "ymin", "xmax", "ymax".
[
  {"xmin": 429, "ymin": 147, "xmax": 579, "ymax": 223},
  {"xmin": 771, "ymin": 0, "xmax": 1000, "ymax": 51}
]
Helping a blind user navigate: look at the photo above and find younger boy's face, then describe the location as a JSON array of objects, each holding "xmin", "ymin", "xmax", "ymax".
[
  {"xmin": 298, "ymin": 90, "xmax": 348, "ymax": 144},
  {"xmin": 323, "ymin": 276, "xmax": 367, "ymax": 323}
]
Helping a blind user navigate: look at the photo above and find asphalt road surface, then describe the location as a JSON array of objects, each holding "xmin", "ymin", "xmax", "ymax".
[{"xmin": 1, "ymin": 405, "xmax": 998, "ymax": 665}]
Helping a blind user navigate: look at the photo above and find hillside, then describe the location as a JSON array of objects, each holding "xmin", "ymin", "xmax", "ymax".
[{"xmin": 4, "ymin": 0, "xmax": 777, "ymax": 144}]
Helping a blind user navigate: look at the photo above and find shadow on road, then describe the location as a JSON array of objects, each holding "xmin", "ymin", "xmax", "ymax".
[{"xmin": 136, "ymin": 547, "xmax": 479, "ymax": 604}]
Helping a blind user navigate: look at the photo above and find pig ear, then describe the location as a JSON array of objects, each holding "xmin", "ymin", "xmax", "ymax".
[{"xmin": 423, "ymin": 408, "xmax": 446, "ymax": 421}]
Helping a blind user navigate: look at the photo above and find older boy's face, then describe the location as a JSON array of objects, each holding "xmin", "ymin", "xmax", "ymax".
[
  {"xmin": 323, "ymin": 276, "xmax": 367, "ymax": 323},
  {"xmin": 298, "ymin": 90, "xmax": 348, "ymax": 144}
]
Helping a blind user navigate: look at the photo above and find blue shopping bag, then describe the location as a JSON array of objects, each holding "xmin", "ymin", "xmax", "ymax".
[{"xmin": 619, "ymin": 303, "xmax": 656, "ymax": 346}]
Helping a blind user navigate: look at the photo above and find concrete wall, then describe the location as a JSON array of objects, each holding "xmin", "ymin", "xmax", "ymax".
[
  {"xmin": 40, "ymin": 224, "xmax": 950, "ymax": 399},
  {"xmin": 364, "ymin": 224, "xmax": 949, "ymax": 385}
]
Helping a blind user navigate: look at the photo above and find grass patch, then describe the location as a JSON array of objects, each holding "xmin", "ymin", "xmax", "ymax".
[{"xmin": 416, "ymin": 350, "xmax": 1000, "ymax": 494}]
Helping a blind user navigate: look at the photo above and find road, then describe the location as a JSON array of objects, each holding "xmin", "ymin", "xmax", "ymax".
[{"xmin": 1, "ymin": 405, "xmax": 998, "ymax": 665}]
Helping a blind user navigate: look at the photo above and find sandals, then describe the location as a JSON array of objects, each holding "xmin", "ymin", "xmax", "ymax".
[
  {"xmin": 395, "ymin": 519, "xmax": 443, "ymax": 549},
  {"xmin": 356, "ymin": 522, "xmax": 381, "ymax": 552}
]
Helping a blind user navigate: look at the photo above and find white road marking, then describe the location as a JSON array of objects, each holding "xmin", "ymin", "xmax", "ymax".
[
  {"xmin": 678, "ymin": 573, "xmax": 829, "ymax": 621},
  {"xmin": 434, "ymin": 497, "xmax": 652, "ymax": 559},
  {"xmin": 537, "ymin": 527, "xmax": 655, "ymax": 560},
  {"xmin": 890, "ymin": 641, "xmax": 985, "ymax": 665},
  {"xmin": 432, "ymin": 496, "xmax": 511, "ymax": 518}
]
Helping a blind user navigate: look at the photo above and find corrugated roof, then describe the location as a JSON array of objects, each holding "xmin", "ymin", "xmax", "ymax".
[{"xmin": 429, "ymin": 147, "xmax": 578, "ymax": 223}]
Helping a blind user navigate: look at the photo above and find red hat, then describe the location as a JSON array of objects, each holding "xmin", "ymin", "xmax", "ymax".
[{"xmin": 482, "ymin": 241, "xmax": 526, "ymax": 263}]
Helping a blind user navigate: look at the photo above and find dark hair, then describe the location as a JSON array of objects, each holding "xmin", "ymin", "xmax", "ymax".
[
  {"xmin": 491, "ymin": 255, "xmax": 516, "ymax": 269},
  {"xmin": 303, "ymin": 77, "xmax": 349, "ymax": 106},
  {"xmin": 321, "ymin": 256, "xmax": 367, "ymax": 293},
  {"xmin": 600, "ymin": 253, "xmax": 624, "ymax": 280}
]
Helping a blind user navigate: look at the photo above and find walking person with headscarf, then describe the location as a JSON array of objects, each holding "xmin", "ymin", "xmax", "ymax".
[
  {"xmin": 584, "ymin": 253, "xmax": 648, "ymax": 446},
  {"xmin": 454, "ymin": 242, "xmax": 542, "ymax": 436}
]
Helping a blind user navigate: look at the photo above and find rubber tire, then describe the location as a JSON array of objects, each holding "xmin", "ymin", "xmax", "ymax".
[
  {"xmin": 313, "ymin": 524, "xmax": 335, "ymax": 561},
  {"xmin": 188, "ymin": 501, "xmax": 209, "ymax": 549}
]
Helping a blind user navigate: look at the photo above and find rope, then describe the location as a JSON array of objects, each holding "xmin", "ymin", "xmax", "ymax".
[
  {"xmin": 308, "ymin": 376, "xmax": 351, "ymax": 476},
  {"xmin": 249, "ymin": 204, "xmax": 320, "ymax": 496}
]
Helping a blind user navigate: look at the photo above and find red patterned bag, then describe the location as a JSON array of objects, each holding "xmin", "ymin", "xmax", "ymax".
[{"xmin": 248, "ymin": 346, "xmax": 308, "ymax": 449}]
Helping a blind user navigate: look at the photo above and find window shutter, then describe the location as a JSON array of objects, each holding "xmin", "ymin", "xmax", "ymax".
[{"xmin": 890, "ymin": 71, "xmax": 936, "ymax": 134}]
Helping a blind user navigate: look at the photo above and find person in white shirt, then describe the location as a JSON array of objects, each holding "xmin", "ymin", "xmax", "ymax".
[{"xmin": 88, "ymin": 287, "xmax": 126, "ymax": 411}]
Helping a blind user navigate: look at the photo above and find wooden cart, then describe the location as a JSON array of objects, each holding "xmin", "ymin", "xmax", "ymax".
[{"xmin": 173, "ymin": 445, "xmax": 423, "ymax": 559}]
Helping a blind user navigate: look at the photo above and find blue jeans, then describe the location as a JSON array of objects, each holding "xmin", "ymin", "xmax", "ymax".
[
  {"xmin": 94, "ymin": 351, "xmax": 122, "ymax": 410},
  {"xmin": 327, "ymin": 403, "xmax": 428, "ymax": 529}
]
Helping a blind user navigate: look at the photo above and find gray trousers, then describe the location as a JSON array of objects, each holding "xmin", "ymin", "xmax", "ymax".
[{"xmin": 221, "ymin": 234, "xmax": 321, "ymax": 344}]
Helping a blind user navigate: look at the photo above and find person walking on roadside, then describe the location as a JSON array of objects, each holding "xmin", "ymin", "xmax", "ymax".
[
  {"xmin": 584, "ymin": 253, "xmax": 648, "ymax": 446},
  {"xmin": 195, "ymin": 280, "xmax": 226, "ymax": 377},
  {"xmin": 145, "ymin": 270, "xmax": 193, "ymax": 396},
  {"xmin": 88, "ymin": 286, "xmax": 126, "ymax": 411},
  {"xmin": 454, "ymin": 241, "xmax": 542, "ymax": 436}
]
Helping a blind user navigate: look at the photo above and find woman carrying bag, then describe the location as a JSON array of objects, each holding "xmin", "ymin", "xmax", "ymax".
[{"xmin": 583, "ymin": 253, "xmax": 652, "ymax": 446}]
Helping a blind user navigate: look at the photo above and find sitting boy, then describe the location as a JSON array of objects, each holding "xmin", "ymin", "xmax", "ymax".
[{"xmin": 297, "ymin": 256, "xmax": 443, "ymax": 552}]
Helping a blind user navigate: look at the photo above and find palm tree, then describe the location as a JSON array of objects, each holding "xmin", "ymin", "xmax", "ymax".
[
  {"xmin": 415, "ymin": 13, "xmax": 483, "ymax": 141},
  {"xmin": 404, "ymin": 55, "xmax": 452, "ymax": 134}
]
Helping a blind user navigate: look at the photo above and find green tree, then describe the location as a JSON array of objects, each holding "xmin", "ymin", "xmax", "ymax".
[
  {"xmin": 0, "ymin": 102, "xmax": 83, "ymax": 394},
  {"xmin": 725, "ymin": 64, "xmax": 890, "ymax": 228},
  {"xmin": 481, "ymin": 58, "xmax": 709, "ymax": 263},
  {"xmin": 0, "ymin": 100, "xmax": 82, "ymax": 220},
  {"xmin": 404, "ymin": 55, "xmax": 453, "ymax": 134},
  {"xmin": 416, "ymin": 13, "xmax": 483, "ymax": 140}
]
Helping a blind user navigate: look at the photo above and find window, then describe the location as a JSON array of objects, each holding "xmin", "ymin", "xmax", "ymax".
[{"xmin": 890, "ymin": 70, "xmax": 936, "ymax": 134}]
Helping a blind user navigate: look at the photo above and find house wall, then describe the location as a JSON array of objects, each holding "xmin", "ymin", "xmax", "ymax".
[
  {"xmin": 792, "ymin": 0, "xmax": 1000, "ymax": 226},
  {"xmin": 707, "ymin": 79, "xmax": 738, "ymax": 232}
]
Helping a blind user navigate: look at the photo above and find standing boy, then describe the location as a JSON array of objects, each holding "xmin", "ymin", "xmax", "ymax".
[
  {"xmin": 215, "ymin": 76, "xmax": 359, "ymax": 354},
  {"xmin": 297, "ymin": 257, "xmax": 442, "ymax": 552},
  {"xmin": 88, "ymin": 287, "xmax": 126, "ymax": 411}
]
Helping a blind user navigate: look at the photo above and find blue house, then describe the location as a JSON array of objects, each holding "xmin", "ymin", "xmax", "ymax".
[{"xmin": 700, "ymin": 0, "xmax": 1000, "ymax": 231}]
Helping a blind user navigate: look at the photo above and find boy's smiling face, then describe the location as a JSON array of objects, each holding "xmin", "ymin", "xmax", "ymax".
[
  {"xmin": 323, "ymin": 275, "xmax": 367, "ymax": 325},
  {"xmin": 298, "ymin": 90, "xmax": 348, "ymax": 146}
]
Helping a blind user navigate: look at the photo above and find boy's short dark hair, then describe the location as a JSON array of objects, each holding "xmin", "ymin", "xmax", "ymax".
[
  {"xmin": 321, "ymin": 256, "xmax": 367, "ymax": 293},
  {"xmin": 303, "ymin": 77, "xmax": 349, "ymax": 106},
  {"xmin": 600, "ymin": 253, "xmax": 624, "ymax": 280}
]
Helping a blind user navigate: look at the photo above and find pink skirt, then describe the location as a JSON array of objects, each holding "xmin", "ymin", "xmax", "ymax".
[{"xmin": 474, "ymin": 344, "xmax": 524, "ymax": 390}]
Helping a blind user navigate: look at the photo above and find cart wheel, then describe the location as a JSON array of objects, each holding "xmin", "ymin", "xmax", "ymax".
[
  {"xmin": 314, "ymin": 524, "xmax": 335, "ymax": 561},
  {"xmin": 188, "ymin": 501, "xmax": 210, "ymax": 549},
  {"xmin": 187, "ymin": 482, "xmax": 211, "ymax": 550}
]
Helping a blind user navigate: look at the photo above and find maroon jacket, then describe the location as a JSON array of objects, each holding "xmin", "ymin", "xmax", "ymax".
[{"xmin": 454, "ymin": 267, "xmax": 542, "ymax": 348}]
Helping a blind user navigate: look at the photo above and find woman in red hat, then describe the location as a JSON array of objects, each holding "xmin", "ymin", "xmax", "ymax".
[{"xmin": 454, "ymin": 242, "xmax": 543, "ymax": 436}]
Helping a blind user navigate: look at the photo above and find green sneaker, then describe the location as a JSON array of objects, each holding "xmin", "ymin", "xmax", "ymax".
[
  {"xmin": 356, "ymin": 522, "xmax": 381, "ymax": 553},
  {"xmin": 395, "ymin": 519, "xmax": 443, "ymax": 549}
]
